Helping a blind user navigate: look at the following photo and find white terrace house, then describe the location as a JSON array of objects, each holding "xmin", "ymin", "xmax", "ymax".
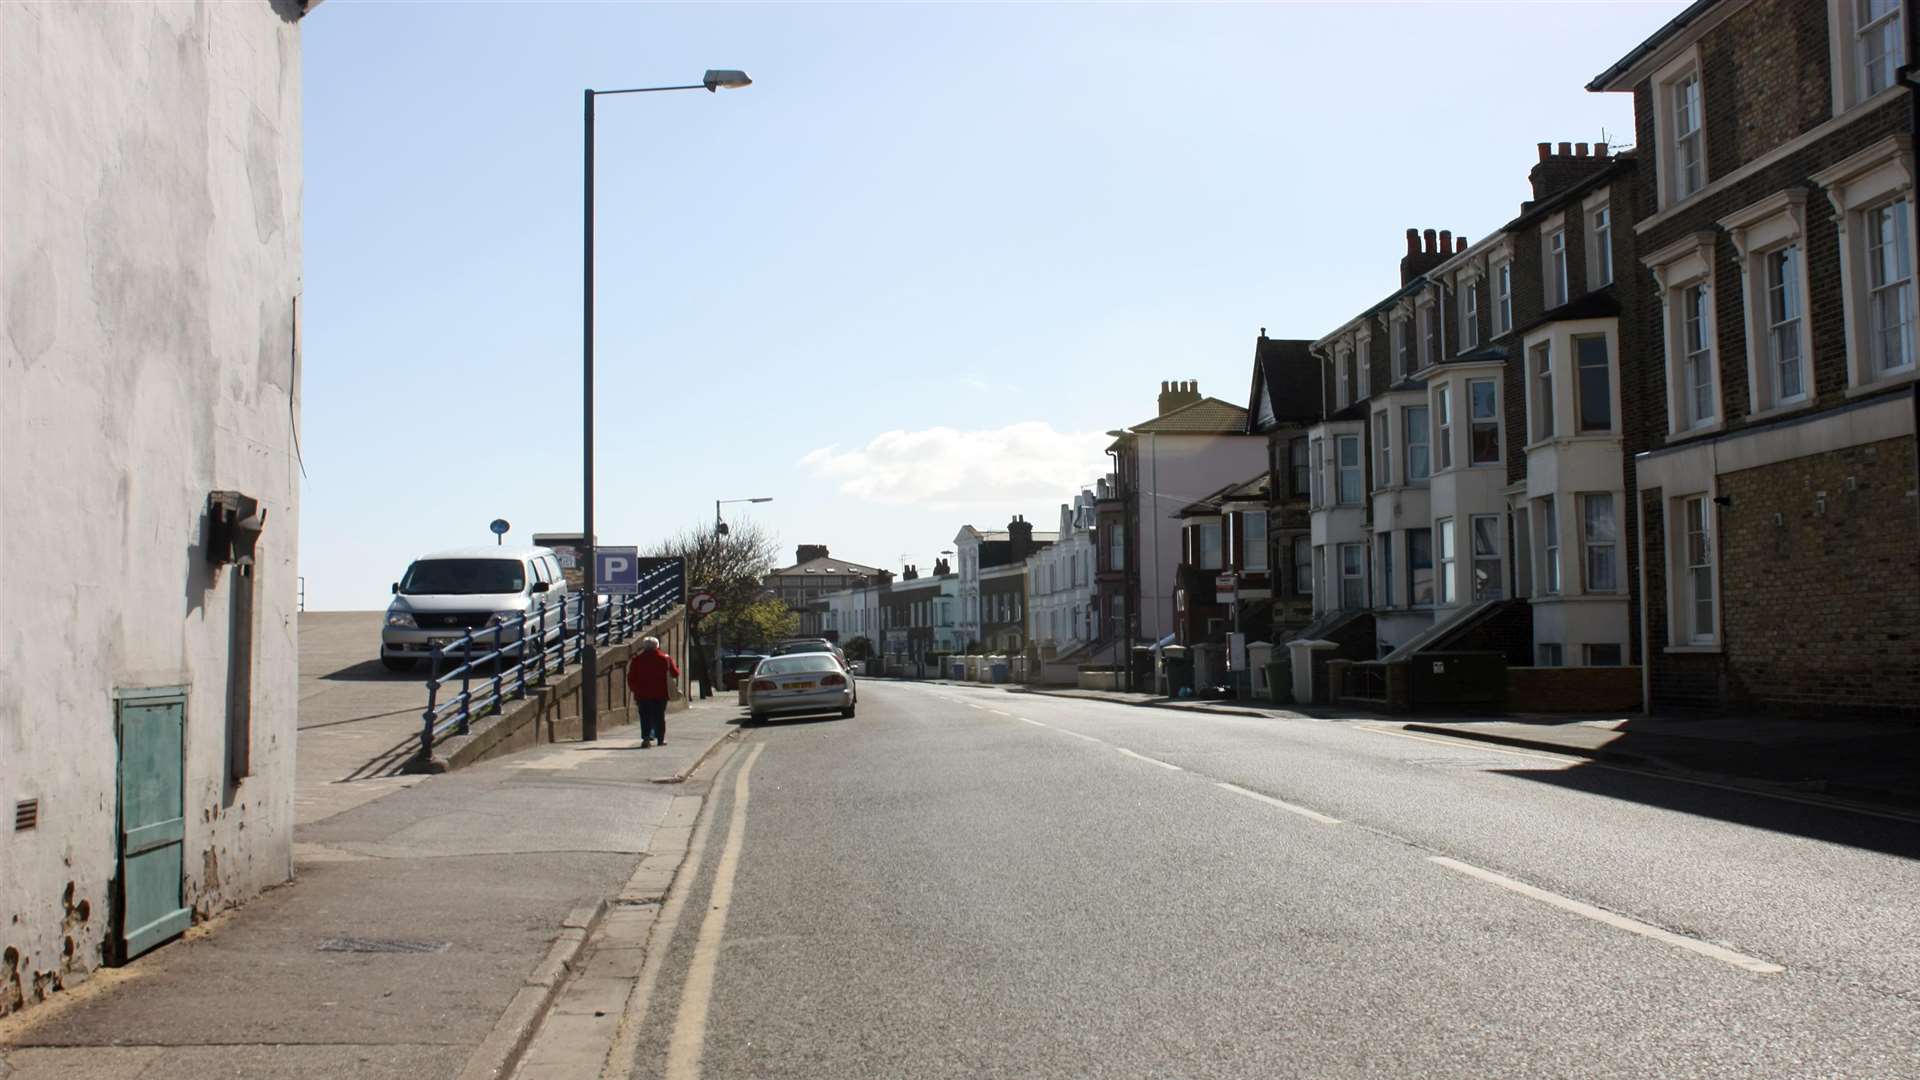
[
  {"xmin": 1304, "ymin": 331, "xmax": 1375, "ymax": 626},
  {"xmin": 1028, "ymin": 492, "xmax": 1098, "ymax": 662},
  {"xmin": 1370, "ymin": 286, "xmax": 1438, "ymax": 656}
]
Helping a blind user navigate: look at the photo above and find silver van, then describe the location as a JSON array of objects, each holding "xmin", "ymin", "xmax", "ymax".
[{"xmin": 381, "ymin": 545, "xmax": 571, "ymax": 671}]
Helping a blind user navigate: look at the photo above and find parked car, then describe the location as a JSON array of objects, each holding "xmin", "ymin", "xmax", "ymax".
[
  {"xmin": 746, "ymin": 653, "xmax": 857, "ymax": 723},
  {"xmin": 721, "ymin": 653, "xmax": 768, "ymax": 691},
  {"xmin": 381, "ymin": 546, "xmax": 570, "ymax": 672},
  {"xmin": 770, "ymin": 637, "xmax": 847, "ymax": 667}
]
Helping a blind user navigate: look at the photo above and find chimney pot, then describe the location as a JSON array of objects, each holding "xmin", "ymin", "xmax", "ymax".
[
  {"xmin": 1538, "ymin": 141, "xmax": 1551, "ymax": 161},
  {"xmin": 1423, "ymin": 228, "xmax": 1438, "ymax": 253},
  {"xmin": 1596, "ymin": 141, "xmax": 1609, "ymax": 158},
  {"xmin": 1457, "ymin": 234, "xmax": 1468, "ymax": 253},
  {"xmin": 1161, "ymin": 380, "xmax": 1169, "ymax": 393},
  {"xmin": 1577, "ymin": 142, "xmax": 1589, "ymax": 157},
  {"xmin": 1439, "ymin": 230, "xmax": 1452, "ymax": 254},
  {"xmin": 1406, "ymin": 227, "xmax": 1420, "ymax": 256},
  {"xmin": 1558, "ymin": 141, "xmax": 1572, "ymax": 156}
]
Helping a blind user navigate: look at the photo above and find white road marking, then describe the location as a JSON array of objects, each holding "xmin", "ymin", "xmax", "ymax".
[
  {"xmin": 1059, "ymin": 730, "xmax": 1105, "ymax": 744},
  {"xmin": 1215, "ymin": 782, "xmax": 1342, "ymax": 824},
  {"xmin": 1116, "ymin": 747, "xmax": 1182, "ymax": 771},
  {"xmin": 663, "ymin": 742, "xmax": 767, "ymax": 1080},
  {"xmin": 1427, "ymin": 855, "xmax": 1784, "ymax": 974},
  {"xmin": 989, "ymin": 709, "xmax": 1012, "ymax": 717},
  {"xmin": 1019, "ymin": 718, "xmax": 1049, "ymax": 728}
]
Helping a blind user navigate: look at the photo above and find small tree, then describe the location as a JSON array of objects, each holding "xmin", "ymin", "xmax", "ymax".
[
  {"xmin": 647, "ymin": 520, "xmax": 785, "ymax": 691},
  {"xmin": 842, "ymin": 636, "xmax": 876, "ymax": 661}
]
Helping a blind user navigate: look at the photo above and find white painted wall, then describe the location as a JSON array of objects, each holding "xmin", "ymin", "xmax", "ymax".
[
  {"xmin": 1132, "ymin": 433, "xmax": 1267, "ymax": 642},
  {"xmin": 0, "ymin": 0, "xmax": 303, "ymax": 1009},
  {"xmin": 1028, "ymin": 494, "xmax": 1096, "ymax": 654}
]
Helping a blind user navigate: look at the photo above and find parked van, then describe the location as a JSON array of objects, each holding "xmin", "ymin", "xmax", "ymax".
[{"xmin": 381, "ymin": 546, "xmax": 571, "ymax": 671}]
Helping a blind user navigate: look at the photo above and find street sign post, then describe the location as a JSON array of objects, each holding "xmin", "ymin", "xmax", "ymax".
[
  {"xmin": 1214, "ymin": 573, "xmax": 1237, "ymax": 603},
  {"xmin": 490, "ymin": 518, "xmax": 510, "ymax": 545},
  {"xmin": 597, "ymin": 546, "xmax": 640, "ymax": 594}
]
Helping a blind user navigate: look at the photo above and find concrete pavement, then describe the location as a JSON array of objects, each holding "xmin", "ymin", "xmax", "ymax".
[
  {"xmin": 607, "ymin": 680, "xmax": 1920, "ymax": 1079},
  {"xmin": 0, "ymin": 691, "xmax": 742, "ymax": 1080}
]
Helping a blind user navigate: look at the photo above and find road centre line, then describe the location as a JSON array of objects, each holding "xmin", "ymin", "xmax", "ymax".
[
  {"xmin": 1019, "ymin": 718, "xmax": 1050, "ymax": 728},
  {"xmin": 663, "ymin": 742, "xmax": 767, "ymax": 1080},
  {"xmin": 1215, "ymin": 782, "xmax": 1342, "ymax": 824},
  {"xmin": 1427, "ymin": 855, "xmax": 1784, "ymax": 974},
  {"xmin": 1115, "ymin": 747, "xmax": 1182, "ymax": 771},
  {"xmin": 1058, "ymin": 729, "xmax": 1105, "ymax": 744}
]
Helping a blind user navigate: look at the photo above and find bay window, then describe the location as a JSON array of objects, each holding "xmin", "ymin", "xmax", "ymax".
[
  {"xmin": 1531, "ymin": 342, "xmax": 1554, "ymax": 442},
  {"xmin": 1581, "ymin": 493, "xmax": 1618, "ymax": 593},
  {"xmin": 1435, "ymin": 386, "xmax": 1453, "ymax": 470},
  {"xmin": 1196, "ymin": 521, "xmax": 1223, "ymax": 570},
  {"xmin": 1540, "ymin": 496, "xmax": 1561, "ymax": 595},
  {"xmin": 1576, "ymin": 335, "xmax": 1613, "ymax": 432},
  {"xmin": 1373, "ymin": 411, "xmax": 1392, "ymax": 487},
  {"xmin": 1336, "ymin": 434, "xmax": 1363, "ymax": 504},
  {"xmin": 1469, "ymin": 378, "xmax": 1500, "ymax": 464},
  {"xmin": 1408, "ymin": 528, "xmax": 1434, "ymax": 607},
  {"xmin": 1243, "ymin": 512, "xmax": 1268, "ymax": 572},
  {"xmin": 1470, "ymin": 514, "xmax": 1503, "ymax": 601},
  {"xmin": 1339, "ymin": 544, "xmax": 1366, "ymax": 610},
  {"xmin": 1405, "ymin": 405, "xmax": 1430, "ymax": 481}
]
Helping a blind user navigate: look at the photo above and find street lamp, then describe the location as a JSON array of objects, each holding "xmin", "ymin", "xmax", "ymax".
[
  {"xmin": 715, "ymin": 496, "xmax": 773, "ymax": 537},
  {"xmin": 580, "ymin": 69, "xmax": 751, "ymax": 741}
]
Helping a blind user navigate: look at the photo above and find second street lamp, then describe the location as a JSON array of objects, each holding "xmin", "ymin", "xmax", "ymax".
[
  {"xmin": 714, "ymin": 496, "xmax": 773, "ymax": 537},
  {"xmin": 580, "ymin": 69, "xmax": 751, "ymax": 742}
]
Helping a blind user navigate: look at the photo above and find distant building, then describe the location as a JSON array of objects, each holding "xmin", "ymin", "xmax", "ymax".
[
  {"xmin": 1, "ymin": 0, "xmax": 314, "ymax": 1013},
  {"xmin": 1027, "ymin": 492, "xmax": 1099, "ymax": 668},
  {"xmin": 764, "ymin": 545, "xmax": 883, "ymax": 637}
]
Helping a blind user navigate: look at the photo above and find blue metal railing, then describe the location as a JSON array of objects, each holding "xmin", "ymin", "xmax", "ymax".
[{"xmin": 414, "ymin": 558, "xmax": 683, "ymax": 764}]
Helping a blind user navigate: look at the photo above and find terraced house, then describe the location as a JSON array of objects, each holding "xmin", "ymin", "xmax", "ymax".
[{"xmin": 1591, "ymin": 0, "xmax": 1919, "ymax": 719}]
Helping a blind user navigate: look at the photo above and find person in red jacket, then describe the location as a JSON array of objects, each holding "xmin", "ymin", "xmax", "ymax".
[{"xmin": 626, "ymin": 636, "xmax": 680, "ymax": 748}]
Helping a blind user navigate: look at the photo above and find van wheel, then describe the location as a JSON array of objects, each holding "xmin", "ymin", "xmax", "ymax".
[
  {"xmin": 381, "ymin": 656, "xmax": 415, "ymax": 673},
  {"xmin": 839, "ymin": 705, "xmax": 856, "ymax": 718}
]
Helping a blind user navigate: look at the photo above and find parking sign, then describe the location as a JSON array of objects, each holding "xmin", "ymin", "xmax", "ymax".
[{"xmin": 596, "ymin": 546, "xmax": 640, "ymax": 594}]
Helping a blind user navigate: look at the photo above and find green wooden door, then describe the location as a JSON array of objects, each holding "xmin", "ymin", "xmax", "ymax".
[{"xmin": 116, "ymin": 692, "xmax": 191, "ymax": 962}]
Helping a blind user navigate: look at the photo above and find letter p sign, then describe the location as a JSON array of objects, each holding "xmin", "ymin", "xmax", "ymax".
[{"xmin": 597, "ymin": 546, "xmax": 641, "ymax": 594}]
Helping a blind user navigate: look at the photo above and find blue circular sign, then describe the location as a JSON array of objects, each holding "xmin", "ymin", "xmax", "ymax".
[{"xmin": 489, "ymin": 518, "xmax": 510, "ymax": 536}]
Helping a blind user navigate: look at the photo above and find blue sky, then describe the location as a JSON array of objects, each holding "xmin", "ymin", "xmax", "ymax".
[{"xmin": 299, "ymin": 0, "xmax": 1682, "ymax": 610}]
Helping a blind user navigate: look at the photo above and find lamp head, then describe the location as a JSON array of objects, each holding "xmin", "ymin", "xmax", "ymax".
[{"xmin": 703, "ymin": 69, "xmax": 752, "ymax": 92}]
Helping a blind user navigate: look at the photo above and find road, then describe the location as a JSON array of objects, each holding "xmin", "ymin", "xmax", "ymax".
[{"xmin": 604, "ymin": 679, "xmax": 1920, "ymax": 1080}]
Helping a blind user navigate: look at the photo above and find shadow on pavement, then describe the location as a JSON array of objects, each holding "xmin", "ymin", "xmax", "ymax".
[
  {"xmin": 320, "ymin": 658, "xmax": 428, "ymax": 682},
  {"xmin": 1494, "ymin": 761, "xmax": 1920, "ymax": 861}
]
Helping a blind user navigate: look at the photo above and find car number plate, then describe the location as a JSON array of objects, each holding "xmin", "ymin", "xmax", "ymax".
[{"xmin": 787, "ymin": 681, "xmax": 815, "ymax": 690}]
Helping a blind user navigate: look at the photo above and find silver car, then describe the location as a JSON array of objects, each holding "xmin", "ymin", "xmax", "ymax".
[
  {"xmin": 746, "ymin": 653, "xmax": 857, "ymax": 723},
  {"xmin": 381, "ymin": 546, "xmax": 570, "ymax": 672}
]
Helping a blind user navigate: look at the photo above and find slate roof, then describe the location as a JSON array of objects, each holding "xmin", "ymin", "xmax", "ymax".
[
  {"xmin": 1246, "ymin": 336, "xmax": 1323, "ymax": 431},
  {"xmin": 769, "ymin": 555, "xmax": 883, "ymax": 577},
  {"xmin": 1126, "ymin": 397, "xmax": 1251, "ymax": 435}
]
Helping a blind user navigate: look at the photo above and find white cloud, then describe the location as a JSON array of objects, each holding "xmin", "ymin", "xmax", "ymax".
[{"xmin": 800, "ymin": 422, "xmax": 1110, "ymax": 509}]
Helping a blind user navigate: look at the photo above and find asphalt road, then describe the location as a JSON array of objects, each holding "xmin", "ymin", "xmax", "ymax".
[{"xmin": 606, "ymin": 679, "xmax": 1920, "ymax": 1080}]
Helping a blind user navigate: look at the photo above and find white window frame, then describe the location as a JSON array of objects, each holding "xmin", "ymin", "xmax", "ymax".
[
  {"xmin": 1537, "ymin": 643, "xmax": 1565, "ymax": 668},
  {"xmin": 1355, "ymin": 327, "xmax": 1373, "ymax": 401},
  {"xmin": 1530, "ymin": 341, "xmax": 1555, "ymax": 443},
  {"xmin": 1580, "ymin": 492, "xmax": 1619, "ymax": 594},
  {"xmin": 1470, "ymin": 513, "xmax": 1503, "ymax": 602},
  {"xmin": 1335, "ymin": 345, "xmax": 1352, "ymax": 408},
  {"xmin": 1829, "ymin": 0, "xmax": 1908, "ymax": 113},
  {"xmin": 1458, "ymin": 269, "xmax": 1482, "ymax": 352},
  {"xmin": 1436, "ymin": 517, "xmax": 1457, "ymax": 606},
  {"xmin": 1651, "ymin": 47, "xmax": 1708, "ymax": 210},
  {"xmin": 1434, "ymin": 384, "xmax": 1454, "ymax": 471},
  {"xmin": 1544, "ymin": 218, "xmax": 1569, "ymax": 308},
  {"xmin": 1673, "ymin": 494, "xmax": 1719, "ymax": 647},
  {"xmin": 1573, "ymin": 334, "xmax": 1615, "ymax": 434},
  {"xmin": 1243, "ymin": 511, "xmax": 1268, "ymax": 573},
  {"xmin": 1645, "ymin": 230, "xmax": 1724, "ymax": 438},
  {"xmin": 1813, "ymin": 136, "xmax": 1919, "ymax": 393},
  {"xmin": 1404, "ymin": 404, "xmax": 1431, "ymax": 482},
  {"xmin": 1467, "ymin": 376, "xmax": 1501, "ymax": 466},
  {"xmin": 1335, "ymin": 433, "xmax": 1364, "ymax": 505},
  {"xmin": 1309, "ymin": 436, "xmax": 1325, "ymax": 509},
  {"xmin": 1338, "ymin": 543, "xmax": 1367, "ymax": 611},
  {"xmin": 1378, "ymin": 532, "xmax": 1395, "ymax": 609},
  {"xmin": 1390, "ymin": 310, "xmax": 1411, "ymax": 382},
  {"xmin": 1196, "ymin": 520, "xmax": 1223, "ymax": 571},
  {"xmin": 1373, "ymin": 410, "xmax": 1392, "ymax": 488},
  {"xmin": 1493, "ymin": 258, "xmax": 1514, "ymax": 336},
  {"xmin": 1293, "ymin": 535, "xmax": 1313, "ymax": 597},
  {"xmin": 1539, "ymin": 495, "xmax": 1561, "ymax": 596},
  {"xmin": 1585, "ymin": 187, "xmax": 1613, "ymax": 287},
  {"xmin": 1723, "ymin": 190, "xmax": 1816, "ymax": 416}
]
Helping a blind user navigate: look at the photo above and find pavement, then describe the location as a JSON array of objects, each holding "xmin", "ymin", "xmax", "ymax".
[
  {"xmin": 0, "ymin": 611, "xmax": 743, "ymax": 1080},
  {"xmin": 591, "ymin": 680, "xmax": 1920, "ymax": 1079},
  {"xmin": 925, "ymin": 678, "xmax": 1920, "ymax": 815}
]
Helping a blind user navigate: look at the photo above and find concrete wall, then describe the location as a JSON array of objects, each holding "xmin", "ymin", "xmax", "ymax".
[{"xmin": 0, "ymin": 0, "xmax": 304, "ymax": 1011}]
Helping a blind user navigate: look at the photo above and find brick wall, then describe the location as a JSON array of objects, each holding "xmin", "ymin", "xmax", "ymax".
[
  {"xmin": 1428, "ymin": 598, "xmax": 1534, "ymax": 668},
  {"xmin": 1507, "ymin": 665, "xmax": 1643, "ymax": 713},
  {"xmin": 1714, "ymin": 435, "xmax": 1920, "ymax": 719}
]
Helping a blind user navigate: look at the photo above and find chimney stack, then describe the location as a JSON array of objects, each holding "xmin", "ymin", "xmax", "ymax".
[
  {"xmin": 1530, "ymin": 139, "xmax": 1617, "ymax": 201},
  {"xmin": 1009, "ymin": 515, "xmax": 1036, "ymax": 561},
  {"xmin": 1157, "ymin": 379, "xmax": 1202, "ymax": 416},
  {"xmin": 796, "ymin": 544, "xmax": 829, "ymax": 564},
  {"xmin": 934, "ymin": 557, "xmax": 951, "ymax": 576},
  {"xmin": 1402, "ymin": 226, "xmax": 1452, "ymax": 284}
]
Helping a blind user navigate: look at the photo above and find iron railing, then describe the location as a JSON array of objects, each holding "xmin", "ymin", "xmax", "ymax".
[{"xmin": 415, "ymin": 557, "xmax": 683, "ymax": 763}]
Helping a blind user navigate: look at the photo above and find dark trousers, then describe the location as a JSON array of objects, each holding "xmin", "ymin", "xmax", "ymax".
[{"xmin": 637, "ymin": 698, "xmax": 668, "ymax": 742}]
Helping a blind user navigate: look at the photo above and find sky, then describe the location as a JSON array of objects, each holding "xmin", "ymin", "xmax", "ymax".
[{"xmin": 298, "ymin": 0, "xmax": 1685, "ymax": 611}]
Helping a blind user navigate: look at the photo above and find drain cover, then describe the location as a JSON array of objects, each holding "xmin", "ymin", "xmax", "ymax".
[{"xmin": 317, "ymin": 937, "xmax": 450, "ymax": 954}]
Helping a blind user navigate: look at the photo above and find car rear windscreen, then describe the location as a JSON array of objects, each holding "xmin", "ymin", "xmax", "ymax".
[
  {"xmin": 759, "ymin": 655, "xmax": 839, "ymax": 676},
  {"xmin": 401, "ymin": 559, "xmax": 526, "ymax": 595}
]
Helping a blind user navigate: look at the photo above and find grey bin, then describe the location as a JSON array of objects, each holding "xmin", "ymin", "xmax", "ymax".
[{"xmin": 989, "ymin": 662, "xmax": 1011, "ymax": 684}]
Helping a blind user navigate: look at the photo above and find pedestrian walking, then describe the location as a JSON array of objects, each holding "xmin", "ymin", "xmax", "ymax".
[{"xmin": 627, "ymin": 635, "xmax": 680, "ymax": 748}]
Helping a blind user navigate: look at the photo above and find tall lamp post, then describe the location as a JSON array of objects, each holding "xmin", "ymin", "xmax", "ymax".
[
  {"xmin": 581, "ymin": 69, "xmax": 751, "ymax": 741},
  {"xmin": 705, "ymin": 497, "xmax": 773, "ymax": 697}
]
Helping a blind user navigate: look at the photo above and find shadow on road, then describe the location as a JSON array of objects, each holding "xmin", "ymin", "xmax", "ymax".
[
  {"xmin": 319, "ymin": 658, "xmax": 428, "ymax": 682},
  {"xmin": 1495, "ymin": 763, "xmax": 1920, "ymax": 861}
]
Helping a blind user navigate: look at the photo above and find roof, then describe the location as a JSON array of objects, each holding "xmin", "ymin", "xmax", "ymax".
[
  {"xmin": 1506, "ymin": 156, "xmax": 1637, "ymax": 231},
  {"xmin": 1246, "ymin": 336, "xmax": 1323, "ymax": 431},
  {"xmin": 1587, "ymin": 0, "xmax": 1719, "ymax": 92},
  {"xmin": 418, "ymin": 545, "xmax": 556, "ymax": 560},
  {"xmin": 1510, "ymin": 290, "xmax": 1622, "ymax": 339},
  {"xmin": 1124, "ymin": 397, "xmax": 1252, "ymax": 435},
  {"xmin": 768, "ymin": 555, "xmax": 884, "ymax": 577},
  {"xmin": 1178, "ymin": 472, "xmax": 1269, "ymax": 516},
  {"xmin": 1312, "ymin": 277, "xmax": 1428, "ymax": 352}
]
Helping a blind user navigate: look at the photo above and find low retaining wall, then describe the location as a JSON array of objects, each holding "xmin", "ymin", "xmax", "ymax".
[
  {"xmin": 1506, "ymin": 665, "xmax": 1642, "ymax": 713},
  {"xmin": 431, "ymin": 608, "xmax": 690, "ymax": 769}
]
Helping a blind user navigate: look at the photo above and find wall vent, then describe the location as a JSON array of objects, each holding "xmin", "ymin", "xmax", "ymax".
[{"xmin": 14, "ymin": 799, "xmax": 39, "ymax": 831}]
